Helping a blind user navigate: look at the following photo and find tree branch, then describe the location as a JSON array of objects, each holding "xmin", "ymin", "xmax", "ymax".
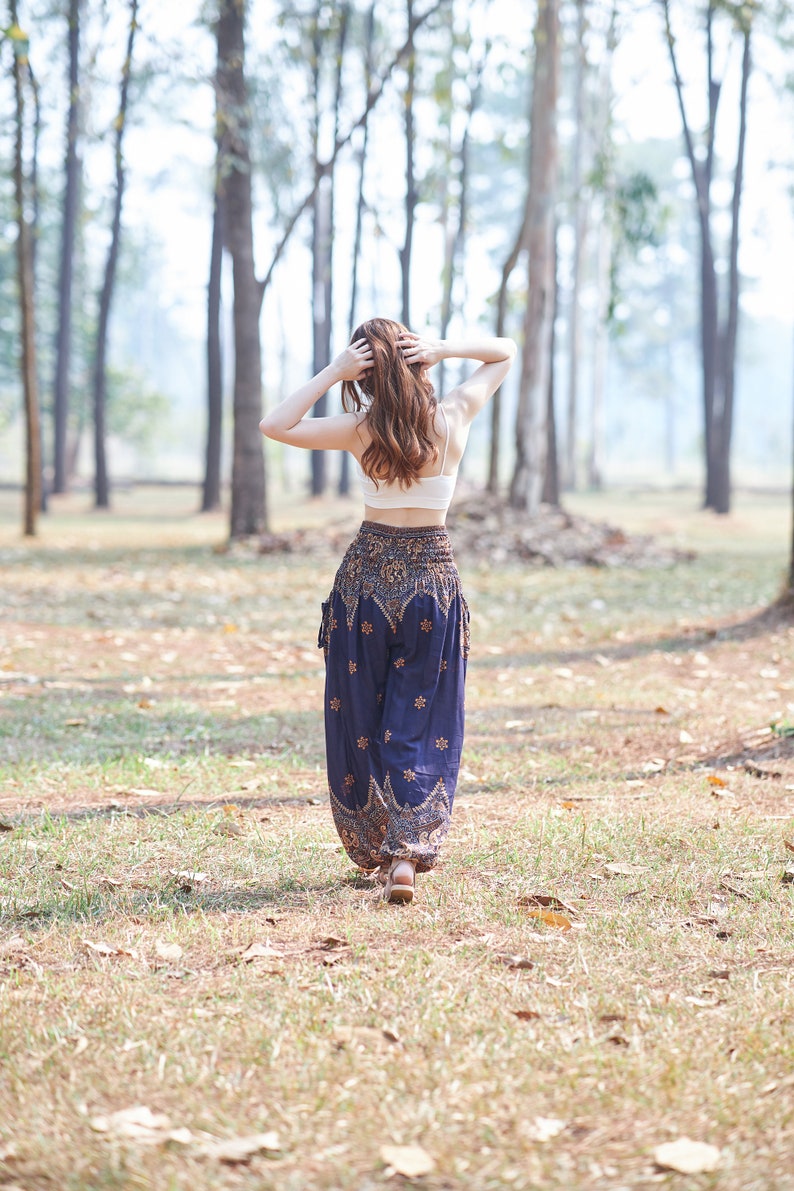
[{"xmin": 257, "ymin": 0, "xmax": 444, "ymax": 299}]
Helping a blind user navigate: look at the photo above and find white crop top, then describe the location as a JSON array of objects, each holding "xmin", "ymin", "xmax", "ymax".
[{"xmin": 356, "ymin": 406, "xmax": 458, "ymax": 511}]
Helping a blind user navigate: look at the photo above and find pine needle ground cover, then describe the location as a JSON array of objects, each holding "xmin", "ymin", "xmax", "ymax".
[{"xmin": 0, "ymin": 488, "xmax": 792, "ymax": 1191}]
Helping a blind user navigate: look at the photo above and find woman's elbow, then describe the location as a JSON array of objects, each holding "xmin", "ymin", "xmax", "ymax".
[{"xmin": 259, "ymin": 415, "xmax": 281, "ymax": 441}]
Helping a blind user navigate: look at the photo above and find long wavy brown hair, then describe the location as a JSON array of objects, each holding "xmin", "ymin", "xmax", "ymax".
[{"xmin": 342, "ymin": 317, "xmax": 438, "ymax": 488}]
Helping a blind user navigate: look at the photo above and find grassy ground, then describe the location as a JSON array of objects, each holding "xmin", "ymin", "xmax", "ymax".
[{"xmin": 0, "ymin": 484, "xmax": 793, "ymax": 1191}]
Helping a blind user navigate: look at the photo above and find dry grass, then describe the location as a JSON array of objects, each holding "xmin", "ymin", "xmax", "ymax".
[{"xmin": 0, "ymin": 485, "xmax": 793, "ymax": 1191}]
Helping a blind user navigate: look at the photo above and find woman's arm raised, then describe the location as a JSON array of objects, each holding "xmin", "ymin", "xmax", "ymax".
[
  {"xmin": 399, "ymin": 333, "xmax": 517, "ymax": 422},
  {"xmin": 259, "ymin": 339, "xmax": 373, "ymax": 451}
]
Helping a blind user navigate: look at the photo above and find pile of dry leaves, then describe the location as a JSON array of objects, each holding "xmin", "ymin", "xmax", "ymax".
[{"xmin": 255, "ymin": 493, "xmax": 695, "ymax": 569}]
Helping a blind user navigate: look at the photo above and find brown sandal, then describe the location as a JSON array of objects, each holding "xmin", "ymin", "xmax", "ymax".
[{"xmin": 383, "ymin": 858, "xmax": 416, "ymax": 904}]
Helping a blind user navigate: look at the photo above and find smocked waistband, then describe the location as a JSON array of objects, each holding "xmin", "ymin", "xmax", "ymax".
[{"xmin": 358, "ymin": 520, "xmax": 450, "ymax": 540}]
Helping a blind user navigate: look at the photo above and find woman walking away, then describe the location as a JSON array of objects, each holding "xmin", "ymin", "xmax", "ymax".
[{"xmin": 260, "ymin": 320, "xmax": 516, "ymax": 903}]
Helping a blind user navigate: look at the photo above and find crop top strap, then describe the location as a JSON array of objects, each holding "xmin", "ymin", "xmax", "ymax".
[{"xmin": 437, "ymin": 405, "xmax": 450, "ymax": 476}]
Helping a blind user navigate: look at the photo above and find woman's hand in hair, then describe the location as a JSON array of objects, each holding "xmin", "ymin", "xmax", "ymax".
[
  {"xmin": 398, "ymin": 333, "xmax": 445, "ymax": 370},
  {"xmin": 333, "ymin": 339, "xmax": 374, "ymax": 382}
]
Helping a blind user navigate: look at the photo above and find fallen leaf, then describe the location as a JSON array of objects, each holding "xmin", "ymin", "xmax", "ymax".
[
  {"xmin": 679, "ymin": 729, "xmax": 694, "ymax": 744},
  {"xmin": 137, "ymin": 699, "xmax": 152, "ymax": 710},
  {"xmin": 202, "ymin": 1132, "xmax": 280, "ymax": 1163},
  {"xmin": 90, "ymin": 1105, "xmax": 172, "ymax": 1142},
  {"xmin": 523, "ymin": 908, "xmax": 572, "ymax": 932},
  {"xmin": 83, "ymin": 939, "xmax": 120, "ymax": 957},
  {"xmin": 782, "ymin": 867, "xmax": 794, "ymax": 886},
  {"xmin": 654, "ymin": 705, "xmax": 669, "ymax": 715},
  {"xmin": 518, "ymin": 893, "xmax": 578, "ymax": 915},
  {"xmin": 98, "ymin": 876, "xmax": 122, "ymax": 889},
  {"xmin": 65, "ymin": 718, "xmax": 87, "ymax": 727},
  {"xmin": 641, "ymin": 758, "xmax": 666, "ymax": 773},
  {"xmin": 707, "ymin": 775, "xmax": 727, "ymax": 788},
  {"xmin": 0, "ymin": 820, "xmax": 13, "ymax": 832},
  {"xmin": 526, "ymin": 1117, "xmax": 566, "ymax": 1142},
  {"xmin": 127, "ymin": 788, "xmax": 162, "ymax": 798},
  {"xmin": 513, "ymin": 1009, "xmax": 541, "ymax": 1021},
  {"xmin": 155, "ymin": 940, "xmax": 183, "ymax": 962},
  {"xmin": 603, "ymin": 863, "xmax": 649, "ymax": 878},
  {"xmin": 499, "ymin": 954, "xmax": 535, "ymax": 970},
  {"xmin": 240, "ymin": 942, "xmax": 282, "ymax": 962},
  {"xmin": 653, "ymin": 1138, "xmax": 720, "ymax": 1174},
  {"xmin": 380, "ymin": 1143, "xmax": 435, "ymax": 1178},
  {"xmin": 784, "ymin": 839, "xmax": 794, "ymax": 854},
  {"xmin": 319, "ymin": 935, "xmax": 347, "ymax": 949},
  {"xmin": 214, "ymin": 820, "xmax": 243, "ymax": 838},
  {"xmin": 169, "ymin": 869, "xmax": 207, "ymax": 886},
  {"xmin": 720, "ymin": 879, "xmax": 753, "ymax": 901}
]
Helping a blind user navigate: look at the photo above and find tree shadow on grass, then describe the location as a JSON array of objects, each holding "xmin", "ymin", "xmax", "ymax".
[
  {"xmin": 4, "ymin": 872, "xmax": 367, "ymax": 934},
  {"xmin": 470, "ymin": 602, "xmax": 794, "ymax": 673}
]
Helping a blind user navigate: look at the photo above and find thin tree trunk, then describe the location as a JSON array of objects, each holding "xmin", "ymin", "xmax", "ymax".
[
  {"xmin": 53, "ymin": 0, "xmax": 82, "ymax": 496},
  {"xmin": 93, "ymin": 0, "xmax": 138, "ymax": 510},
  {"xmin": 310, "ymin": 4, "xmax": 348, "ymax": 498},
  {"xmin": 542, "ymin": 224, "xmax": 560, "ymax": 505},
  {"xmin": 218, "ymin": 0, "xmax": 267, "ymax": 538},
  {"xmin": 509, "ymin": 0, "xmax": 560, "ymax": 512},
  {"xmin": 10, "ymin": 8, "xmax": 41, "ymax": 536},
  {"xmin": 341, "ymin": 0, "xmax": 374, "ymax": 498},
  {"xmin": 564, "ymin": 0, "xmax": 588, "ymax": 492},
  {"xmin": 202, "ymin": 188, "xmax": 224, "ymax": 511},
  {"xmin": 711, "ymin": 23, "xmax": 750, "ymax": 515},
  {"xmin": 588, "ymin": 207, "xmax": 611, "ymax": 489},
  {"xmin": 488, "ymin": 200, "xmax": 531, "ymax": 493},
  {"xmin": 399, "ymin": 0, "xmax": 416, "ymax": 327},
  {"xmin": 439, "ymin": 36, "xmax": 487, "ymax": 397},
  {"xmin": 788, "ymin": 322, "xmax": 794, "ymax": 600}
]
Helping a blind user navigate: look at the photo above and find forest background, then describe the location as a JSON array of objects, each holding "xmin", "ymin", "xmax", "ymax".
[{"xmin": 2, "ymin": 0, "xmax": 794, "ymax": 541}]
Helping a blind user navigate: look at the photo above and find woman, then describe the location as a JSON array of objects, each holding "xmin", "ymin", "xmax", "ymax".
[{"xmin": 260, "ymin": 319, "xmax": 516, "ymax": 903}]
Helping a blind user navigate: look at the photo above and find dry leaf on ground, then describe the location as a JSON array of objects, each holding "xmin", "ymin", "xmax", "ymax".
[
  {"xmin": 517, "ymin": 893, "xmax": 579, "ymax": 916},
  {"xmin": 155, "ymin": 940, "xmax": 183, "ymax": 962},
  {"xmin": 200, "ymin": 1132, "xmax": 281, "ymax": 1163},
  {"xmin": 240, "ymin": 942, "xmax": 282, "ymax": 962},
  {"xmin": 526, "ymin": 1117, "xmax": 566, "ymax": 1142},
  {"xmin": 653, "ymin": 1137, "xmax": 721, "ymax": 1174},
  {"xmin": 523, "ymin": 908, "xmax": 572, "ymax": 931},
  {"xmin": 90, "ymin": 1105, "xmax": 174, "ymax": 1143},
  {"xmin": 603, "ymin": 863, "xmax": 649, "ymax": 878},
  {"xmin": 380, "ymin": 1143, "xmax": 435, "ymax": 1178}
]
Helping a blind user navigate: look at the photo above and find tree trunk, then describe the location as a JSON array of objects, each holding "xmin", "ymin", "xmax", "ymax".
[
  {"xmin": 710, "ymin": 23, "xmax": 750, "ymax": 515},
  {"xmin": 399, "ymin": 0, "xmax": 416, "ymax": 328},
  {"xmin": 53, "ymin": 0, "xmax": 82, "ymax": 496},
  {"xmin": 202, "ymin": 187, "xmax": 224, "ymax": 512},
  {"xmin": 509, "ymin": 0, "xmax": 559, "ymax": 512},
  {"xmin": 663, "ymin": 0, "xmax": 750, "ymax": 516},
  {"xmin": 10, "ymin": 7, "xmax": 41, "ymax": 536},
  {"xmin": 93, "ymin": 0, "xmax": 138, "ymax": 510},
  {"xmin": 439, "ymin": 34, "xmax": 486, "ymax": 397},
  {"xmin": 488, "ymin": 190, "xmax": 531, "ymax": 494},
  {"xmin": 564, "ymin": 0, "xmax": 588, "ymax": 492},
  {"xmin": 588, "ymin": 204, "xmax": 611, "ymax": 489},
  {"xmin": 217, "ymin": 0, "xmax": 267, "ymax": 538},
  {"xmin": 309, "ymin": 4, "xmax": 348, "ymax": 498},
  {"xmin": 542, "ymin": 225, "xmax": 560, "ymax": 506},
  {"xmin": 340, "ymin": 0, "xmax": 375, "ymax": 498}
]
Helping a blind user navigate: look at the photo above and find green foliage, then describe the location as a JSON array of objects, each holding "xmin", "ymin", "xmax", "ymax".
[
  {"xmin": 105, "ymin": 364, "xmax": 170, "ymax": 452},
  {"xmin": 607, "ymin": 170, "xmax": 666, "ymax": 325}
]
